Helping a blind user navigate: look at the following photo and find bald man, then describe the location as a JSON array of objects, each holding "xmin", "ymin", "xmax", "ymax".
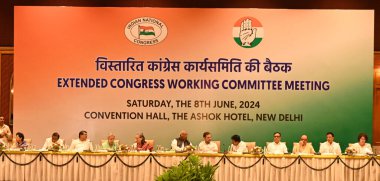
[
  {"xmin": 292, "ymin": 135, "xmax": 315, "ymax": 154},
  {"xmin": 171, "ymin": 130, "xmax": 192, "ymax": 152}
]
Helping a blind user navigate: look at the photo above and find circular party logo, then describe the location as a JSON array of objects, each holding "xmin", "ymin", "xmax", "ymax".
[
  {"xmin": 125, "ymin": 17, "xmax": 168, "ymax": 46},
  {"xmin": 233, "ymin": 17, "xmax": 263, "ymax": 48}
]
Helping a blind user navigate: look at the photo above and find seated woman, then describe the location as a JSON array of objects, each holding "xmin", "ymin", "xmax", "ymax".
[
  {"xmin": 132, "ymin": 132, "xmax": 153, "ymax": 151},
  {"xmin": 13, "ymin": 132, "xmax": 28, "ymax": 149},
  {"xmin": 351, "ymin": 133, "xmax": 373, "ymax": 154}
]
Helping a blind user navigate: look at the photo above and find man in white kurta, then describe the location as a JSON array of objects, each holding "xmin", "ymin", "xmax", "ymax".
[
  {"xmin": 42, "ymin": 132, "xmax": 65, "ymax": 150},
  {"xmin": 69, "ymin": 130, "xmax": 93, "ymax": 152},
  {"xmin": 0, "ymin": 116, "xmax": 12, "ymax": 144},
  {"xmin": 198, "ymin": 132, "xmax": 218, "ymax": 153},
  {"xmin": 230, "ymin": 135, "xmax": 247, "ymax": 153},
  {"xmin": 319, "ymin": 132, "xmax": 341, "ymax": 155},
  {"xmin": 267, "ymin": 132, "xmax": 288, "ymax": 154}
]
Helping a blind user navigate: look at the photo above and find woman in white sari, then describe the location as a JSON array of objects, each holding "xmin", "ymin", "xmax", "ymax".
[{"xmin": 351, "ymin": 133, "xmax": 373, "ymax": 154}]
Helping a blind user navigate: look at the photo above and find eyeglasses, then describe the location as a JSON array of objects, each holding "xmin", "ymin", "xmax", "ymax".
[{"xmin": 274, "ymin": 136, "xmax": 281, "ymax": 138}]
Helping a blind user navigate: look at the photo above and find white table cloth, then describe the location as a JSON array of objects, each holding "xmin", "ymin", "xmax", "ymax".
[{"xmin": 0, "ymin": 151, "xmax": 379, "ymax": 181}]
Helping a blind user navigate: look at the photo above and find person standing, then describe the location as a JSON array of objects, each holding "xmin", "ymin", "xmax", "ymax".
[{"xmin": 0, "ymin": 116, "xmax": 12, "ymax": 145}]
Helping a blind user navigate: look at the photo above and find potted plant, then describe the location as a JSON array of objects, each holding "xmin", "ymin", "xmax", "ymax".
[
  {"xmin": 48, "ymin": 143, "xmax": 61, "ymax": 152},
  {"xmin": 251, "ymin": 146, "xmax": 263, "ymax": 155},
  {"xmin": 156, "ymin": 154, "xmax": 218, "ymax": 181},
  {"xmin": 345, "ymin": 147, "xmax": 357, "ymax": 156}
]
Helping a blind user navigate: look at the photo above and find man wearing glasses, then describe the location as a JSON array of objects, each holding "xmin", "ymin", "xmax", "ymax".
[
  {"xmin": 292, "ymin": 135, "xmax": 315, "ymax": 154},
  {"xmin": 267, "ymin": 132, "xmax": 288, "ymax": 154},
  {"xmin": 319, "ymin": 132, "xmax": 341, "ymax": 155}
]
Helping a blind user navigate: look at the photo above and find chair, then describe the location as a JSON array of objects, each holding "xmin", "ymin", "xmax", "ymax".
[
  {"xmin": 374, "ymin": 146, "xmax": 380, "ymax": 154},
  {"xmin": 100, "ymin": 139, "xmax": 120, "ymax": 145},
  {"xmin": 212, "ymin": 141, "xmax": 221, "ymax": 152},
  {"xmin": 246, "ymin": 142, "xmax": 256, "ymax": 151}
]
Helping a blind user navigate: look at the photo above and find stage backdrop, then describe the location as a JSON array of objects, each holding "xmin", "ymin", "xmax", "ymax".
[{"xmin": 14, "ymin": 7, "xmax": 373, "ymax": 151}]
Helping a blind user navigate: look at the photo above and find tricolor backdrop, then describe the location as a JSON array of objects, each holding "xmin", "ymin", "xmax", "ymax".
[{"xmin": 14, "ymin": 7, "xmax": 373, "ymax": 151}]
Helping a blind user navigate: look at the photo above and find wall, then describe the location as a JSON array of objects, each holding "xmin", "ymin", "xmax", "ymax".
[
  {"xmin": 374, "ymin": 52, "xmax": 380, "ymax": 146},
  {"xmin": 1, "ymin": 4, "xmax": 379, "ymax": 147},
  {"xmin": 0, "ymin": 47, "xmax": 13, "ymax": 129},
  {"xmin": 0, "ymin": 0, "xmax": 380, "ymax": 50}
]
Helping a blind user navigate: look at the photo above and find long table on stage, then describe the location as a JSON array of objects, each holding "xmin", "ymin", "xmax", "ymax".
[{"xmin": 0, "ymin": 151, "xmax": 379, "ymax": 181}]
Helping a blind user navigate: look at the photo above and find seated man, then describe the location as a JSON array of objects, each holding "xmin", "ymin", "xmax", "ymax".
[
  {"xmin": 0, "ymin": 116, "xmax": 12, "ymax": 144},
  {"xmin": 198, "ymin": 132, "xmax": 218, "ymax": 153},
  {"xmin": 42, "ymin": 132, "xmax": 64, "ymax": 150},
  {"xmin": 171, "ymin": 130, "xmax": 192, "ymax": 152},
  {"xmin": 102, "ymin": 133, "xmax": 118, "ymax": 151},
  {"xmin": 229, "ymin": 135, "xmax": 247, "ymax": 153},
  {"xmin": 69, "ymin": 130, "xmax": 93, "ymax": 152},
  {"xmin": 292, "ymin": 135, "xmax": 315, "ymax": 154},
  {"xmin": 267, "ymin": 132, "xmax": 288, "ymax": 154},
  {"xmin": 319, "ymin": 132, "xmax": 341, "ymax": 155}
]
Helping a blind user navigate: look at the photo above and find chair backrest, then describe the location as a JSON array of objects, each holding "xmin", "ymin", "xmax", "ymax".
[
  {"xmin": 212, "ymin": 141, "xmax": 221, "ymax": 152},
  {"xmin": 374, "ymin": 146, "xmax": 380, "ymax": 154},
  {"xmin": 320, "ymin": 142, "xmax": 333, "ymax": 148},
  {"xmin": 293, "ymin": 142, "xmax": 312, "ymax": 147},
  {"xmin": 25, "ymin": 138, "xmax": 32, "ymax": 145},
  {"xmin": 101, "ymin": 139, "xmax": 120, "ymax": 145},
  {"xmin": 246, "ymin": 142, "xmax": 256, "ymax": 151},
  {"xmin": 146, "ymin": 139, "xmax": 154, "ymax": 148}
]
